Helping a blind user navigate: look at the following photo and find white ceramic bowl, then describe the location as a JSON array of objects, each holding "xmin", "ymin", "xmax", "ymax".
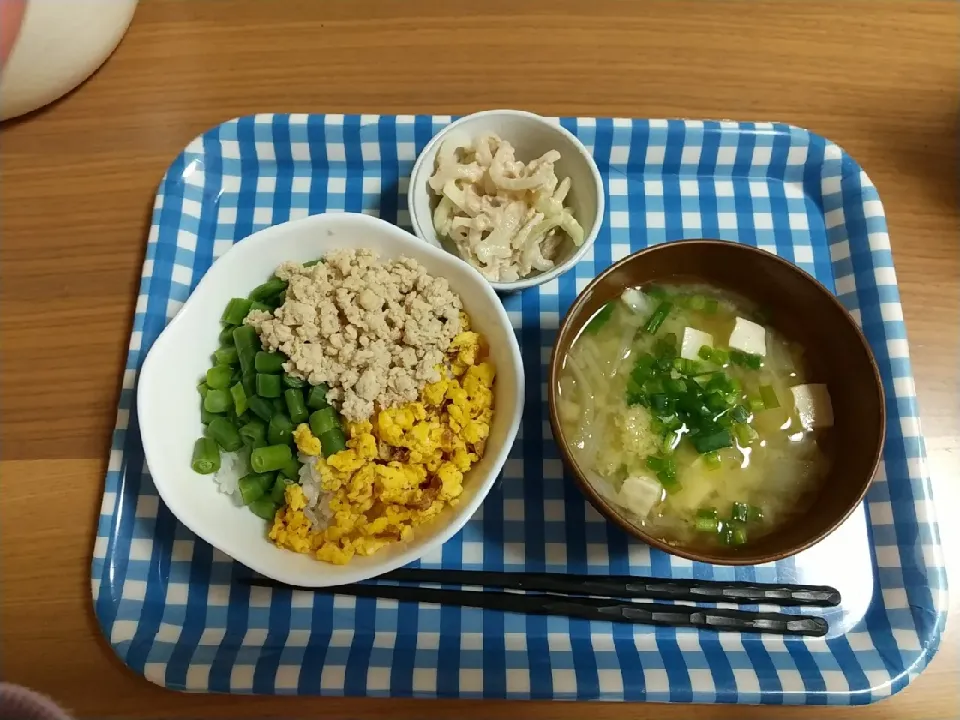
[
  {"xmin": 407, "ymin": 109, "xmax": 605, "ymax": 293},
  {"xmin": 138, "ymin": 213, "xmax": 525, "ymax": 587}
]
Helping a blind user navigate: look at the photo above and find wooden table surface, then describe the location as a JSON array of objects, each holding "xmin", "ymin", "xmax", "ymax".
[{"xmin": 1, "ymin": 1, "xmax": 957, "ymax": 717}]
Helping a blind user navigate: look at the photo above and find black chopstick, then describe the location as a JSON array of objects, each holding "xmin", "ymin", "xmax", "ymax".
[
  {"xmin": 240, "ymin": 577, "xmax": 828, "ymax": 637},
  {"xmin": 382, "ymin": 568, "xmax": 841, "ymax": 608}
]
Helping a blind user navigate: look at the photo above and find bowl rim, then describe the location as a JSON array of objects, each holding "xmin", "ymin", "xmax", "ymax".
[
  {"xmin": 547, "ymin": 238, "xmax": 886, "ymax": 566},
  {"xmin": 406, "ymin": 108, "xmax": 605, "ymax": 293},
  {"xmin": 137, "ymin": 212, "xmax": 526, "ymax": 586}
]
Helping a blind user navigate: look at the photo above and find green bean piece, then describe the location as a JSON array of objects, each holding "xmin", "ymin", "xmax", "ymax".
[
  {"xmin": 249, "ymin": 300, "xmax": 272, "ymax": 313},
  {"xmin": 279, "ymin": 457, "xmax": 302, "ymax": 480},
  {"xmin": 282, "ymin": 374, "xmax": 306, "ymax": 389},
  {"xmin": 248, "ymin": 277, "xmax": 288, "ymax": 302},
  {"xmin": 232, "ymin": 324, "xmax": 259, "ymax": 352},
  {"xmin": 197, "ymin": 381, "xmax": 209, "ymax": 398},
  {"xmin": 239, "ymin": 419, "xmax": 268, "ymax": 448},
  {"xmin": 263, "ymin": 292, "xmax": 286, "ymax": 310},
  {"xmin": 191, "ymin": 437, "xmax": 221, "ymax": 474},
  {"xmin": 205, "ymin": 416, "xmax": 243, "ymax": 452},
  {"xmin": 251, "ymin": 444, "xmax": 293, "ymax": 473},
  {"xmin": 203, "ymin": 388, "xmax": 232, "ymax": 413},
  {"xmin": 238, "ymin": 347, "xmax": 256, "ymax": 375},
  {"xmin": 241, "ymin": 371, "xmax": 257, "ymax": 398},
  {"xmin": 222, "ymin": 297, "xmax": 253, "ymax": 325},
  {"xmin": 306, "ymin": 384, "xmax": 329, "ymax": 410},
  {"xmin": 267, "ymin": 412, "xmax": 295, "ymax": 446},
  {"xmin": 643, "ymin": 301, "xmax": 673, "ymax": 334},
  {"xmin": 309, "ymin": 407, "xmax": 339, "ymax": 437},
  {"xmin": 214, "ymin": 345, "xmax": 240, "ymax": 366},
  {"xmin": 319, "ymin": 427, "xmax": 347, "ymax": 458},
  {"xmin": 249, "ymin": 497, "xmax": 280, "ymax": 521},
  {"xmin": 270, "ymin": 475, "xmax": 291, "ymax": 504},
  {"xmin": 200, "ymin": 406, "xmax": 217, "ymax": 425},
  {"xmin": 256, "ymin": 373, "xmax": 282, "ymax": 398},
  {"xmin": 255, "ymin": 351, "xmax": 286, "ymax": 374},
  {"xmin": 205, "ymin": 364, "xmax": 234, "ymax": 390},
  {"xmin": 271, "ymin": 397, "xmax": 286, "ymax": 415},
  {"xmin": 218, "ymin": 325, "xmax": 237, "ymax": 346},
  {"xmin": 230, "ymin": 382, "xmax": 249, "ymax": 416},
  {"xmin": 248, "ymin": 396, "xmax": 274, "ymax": 422},
  {"xmin": 302, "ymin": 258, "xmax": 321, "ymax": 267},
  {"xmin": 284, "ymin": 388, "xmax": 309, "ymax": 424},
  {"xmin": 238, "ymin": 472, "xmax": 272, "ymax": 505},
  {"xmin": 230, "ymin": 367, "xmax": 242, "ymax": 386}
]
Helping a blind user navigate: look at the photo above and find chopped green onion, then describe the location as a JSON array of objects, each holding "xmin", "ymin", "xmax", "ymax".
[
  {"xmin": 729, "ymin": 404, "xmax": 750, "ymax": 424},
  {"xmin": 688, "ymin": 294, "xmax": 708, "ymax": 311},
  {"xmin": 747, "ymin": 393, "xmax": 766, "ymax": 413},
  {"xmin": 191, "ymin": 437, "xmax": 221, "ymax": 474},
  {"xmin": 221, "ymin": 297, "xmax": 253, "ymax": 326},
  {"xmin": 759, "ymin": 384, "xmax": 780, "ymax": 409},
  {"xmin": 690, "ymin": 428, "xmax": 733, "ymax": 454},
  {"xmin": 586, "ymin": 301, "xmax": 616, "ymax": 334},
  {"xmin": 734, "ymin": 423, "xmax": 758, "ymax": 446},
  {"xmin": 731, "ymin": 502, "xmax": 750, "ymax": 523},
  {"xmin": 695, "ymin": 514, "xmax": 718, "ymax": 532},
  {"xmin": 644, "ymin": 301, "xmax": 673, "ymax": 334},
  {"xmin": 711, "ymin": 348, "xmax": 730, "ymax": 366},
  {"xmin": 662, "ymin": 430, "xmax": 679, "ymax": 452},
  {"xmin": 703, "ymin": 298, "xmax": 719, "ymax": 313},
  {"xmin": 748, "ymin": 505, "xmax": 765, "ymax": 523},
  {"xmin": 697, "ymin": 345, "xmax": 714, "ymax": 362},
  {"xmin": 730, "ymin": 525, "xmax": 748, "ymax": 546},
  {"xmin": 665, "ymin": 378, "xmax": 687, "ymax": 394},
  {"xmin": 703, "ymin": 451, "xmax": 722, "ymax": 470}
]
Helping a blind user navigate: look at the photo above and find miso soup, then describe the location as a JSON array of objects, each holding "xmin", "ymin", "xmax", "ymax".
[{"xmin": 556, "ymin": 283, "xmax": 834, "ymax": 550}]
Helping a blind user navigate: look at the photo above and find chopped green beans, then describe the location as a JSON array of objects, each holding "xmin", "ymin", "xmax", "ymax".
[
  {"xmin": 205, "ymin": 416, "xmax": 243, "ymax": 452},
  {"xmin": 586, "ymin": 301, "xmax": 616, "ymax": 334},
  {"xmin": 238, "ymin": 472, "xmax": 273, "ymax": 504},
  {"xmin": 249, "ymin": 497, "xmax": 280, "ymax": 521},
  {"xmin": 319, "ymin": 428, "xmax": 347, "ymax": 458},
  {"xmin": 302, "ymin": 259, "xmax": 321, "ymax": 267},
  {"xmin": 309, "ymin": 407, "xmax": 339, "ymax": 437},
  {"xmin": 690, "ymin": 428, "xmax": 733, "ymax": 454},
  {"xmin": 200, "ymin": 406, "xmax": 217, "ymax": 425},
  {"xmin": 241, "ymin": 371, "xmax": 257, "ymax": 398},
  {"xmin": 248, "ymin": 277, "xmax": 288, "ymax": 302},
  {"xmin": 270, "ymin": 475, "xmax": 291, "ymax": 504},
  {"xmin": 643, "ymin": 301, "xmax": 673, "ymax": 334},
  {"xmin": 230, "ymin": 382, "xmax": 248, "ymax": 416},
  {"xmin": 222, "ymin": 297, "xmax": 253, "ymax": 325},
  {"xmin": 248, "ymin": 395, "xmax": 274, "ymax": 422},
  {"xmin": 191, "ymin": 437, "xmax": 221, "ymax": 474},
  {"xmin": 239, "ymin": 419, "xmax": 268, "ymax": 448},
  {"xmin": 267, "ymin": 413, "xmax": 294, "ymax": 446},
  {"xmin": 205, "ymin": 364, "xmax": 234, "ymax": 390},
  {"xmin": 256, "ymin": 373, "xmax": 282, "ymax": 398},
  {"xmin": 284, "ymin": 388, "xmax": 309, "ymax": 424},
  {"xmin": 218, "ymin": 325, "xmax": 237, "ymax": 346},
  {"xmin": 282, "ymin": 374, "xmax": 306, "ymax": 389},
  {"xmin": 249, "ymin": 301, "xmax": 272, "ymax": 314},
  {"xmin": 214, "ymin": 346, "xmax": 240, "ymax": 366},
  {"xmin": 731, "ymin": 502, "xmax": 750, "ymax": 523},
  {"xmin": 232, "ymin": 325, "xmax": 259, "ymax": 351},
  {"xmin": 197, "ymin": 382, "xmax": 209, "ymax": 398},
  {"xmin": 271, "ymin": 397, "xmax": 286, "ymax": 415},
  {"xmin": 279, "ymin": 457, "xmax": 302, "ymax": 480},
  {"xmin": 759, "ymin": 384, "xmax": 780, "ymax": 409},
  {"xmin": 203, "ymin": 388, "xmax": 232, "ymax": 413},
  {"xmin": 255, "ymin": 351, "xmax": 286, "ymax": 374},
  {"xmin": 251, "ymin": 444, "xmax": 293, "ymax": 473}
]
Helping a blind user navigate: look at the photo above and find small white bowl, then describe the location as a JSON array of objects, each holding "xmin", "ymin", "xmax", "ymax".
[
  {"xmin": 407, "ymin": 109, "xmax": 605, "ymax": 293},
  {"xmin": 138, "ymin": 213, "xmax": 525, "ymax": 587}
]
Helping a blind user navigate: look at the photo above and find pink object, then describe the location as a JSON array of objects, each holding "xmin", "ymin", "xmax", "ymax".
[{"xmin": 0, "ymin": 684, "xmax": 72, "ymax": 720}]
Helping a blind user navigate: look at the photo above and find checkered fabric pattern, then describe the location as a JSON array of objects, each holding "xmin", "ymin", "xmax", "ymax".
[{"xmin": 91, "ymin": 115, "xmax": 946, "ymax": 703}]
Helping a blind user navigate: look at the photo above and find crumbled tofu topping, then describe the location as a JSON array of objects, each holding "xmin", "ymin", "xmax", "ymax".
[{"xmin": 246, "ymin": 249, "xmax": 463, "ymax": 422}]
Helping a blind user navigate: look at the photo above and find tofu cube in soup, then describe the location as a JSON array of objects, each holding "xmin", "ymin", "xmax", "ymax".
[
  {"xmin": 728, "ymin": 317, "xmax": 767, "ymax": 357},
  {"xmin": 680, "ymin": 327, "xmax": 714, "ymax": 361},
  {"xmin": 791, "ymin": 383, "xmax": 834, "ymax": 430},
  {"xmin": 618, "ymin": 475, "xmax": 663, "ymax": 519}
]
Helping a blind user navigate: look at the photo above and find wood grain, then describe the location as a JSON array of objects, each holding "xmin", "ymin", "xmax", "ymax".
[{"xmin": 1, "ymin": 0, "xmax": 957, "ymax": 717}]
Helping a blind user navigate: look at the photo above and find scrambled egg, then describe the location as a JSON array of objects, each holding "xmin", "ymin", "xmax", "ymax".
[{"xmin": 269, "ymin": 321, "xmax": 496, "ymax": 565}]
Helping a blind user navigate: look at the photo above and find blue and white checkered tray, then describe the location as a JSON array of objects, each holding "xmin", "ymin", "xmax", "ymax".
[{"xmin": 92, "ymin": 114, "xmax": 947, "ymax": 703}]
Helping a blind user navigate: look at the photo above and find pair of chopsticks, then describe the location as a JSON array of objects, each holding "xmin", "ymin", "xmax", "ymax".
[{"xmin": 240, "ymin": 568, "xmax": 839, "ymax": 637}]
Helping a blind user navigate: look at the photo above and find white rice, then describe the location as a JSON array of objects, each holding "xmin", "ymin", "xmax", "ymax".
[
  {"xmin": 297, "ymin": 452, "xmax": 333, "ymax": 530},
  {"xmin": 214, "ymin": 448, "xmax": 249, "ymax": 506}
]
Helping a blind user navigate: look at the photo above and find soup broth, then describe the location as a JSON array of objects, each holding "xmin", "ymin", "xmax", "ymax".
[{"xmin": 556, "ymin": 283, "xmax": 833, "ymax": 550}]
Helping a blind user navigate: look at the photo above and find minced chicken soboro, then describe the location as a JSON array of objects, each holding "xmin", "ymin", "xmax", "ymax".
[{"xmin": 556, "ymin": 283, "xmax": 833, "ymax": 551}]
